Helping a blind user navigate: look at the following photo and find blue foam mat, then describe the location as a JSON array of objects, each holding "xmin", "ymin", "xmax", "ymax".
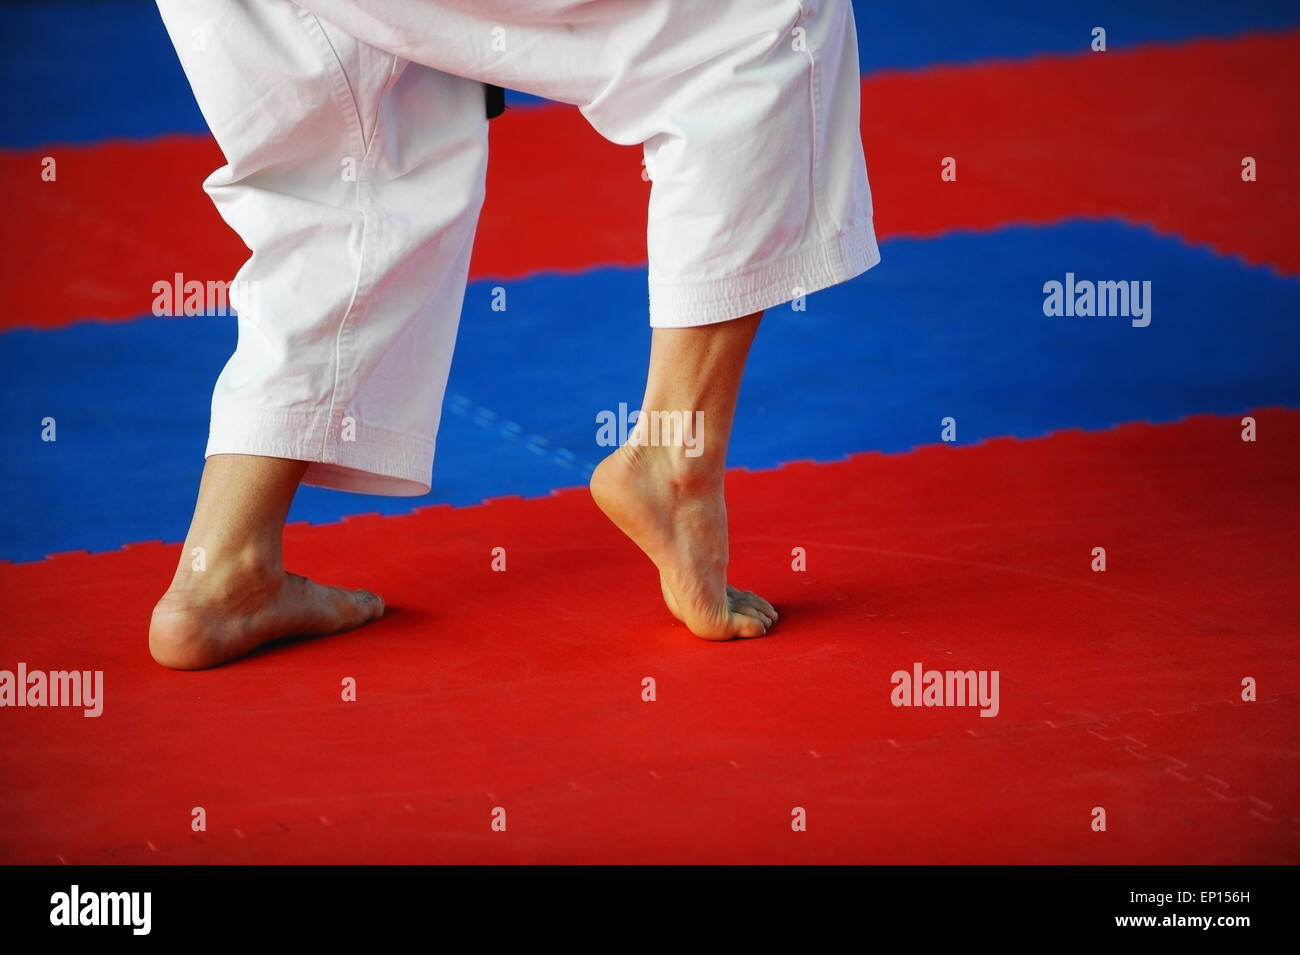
[{"xmin": 1, "ymin": 220, "xmax": 1297, "ymax": 562}]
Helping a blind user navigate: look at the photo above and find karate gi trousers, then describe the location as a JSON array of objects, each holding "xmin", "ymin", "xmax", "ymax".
[{"xmin": 156, "ymin": 0, "xmax": 879, "ymax": 495}]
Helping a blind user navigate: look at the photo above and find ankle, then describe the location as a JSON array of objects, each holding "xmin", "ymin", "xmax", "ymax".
[
  {"xmin": 169, "ymin": 538, "xmax": 284, "ymax": 593},
  {"xmin": 665, "ymin": 458, "xmax": 724, "ymax": 495},
  {"xmin": 617, "ymin": 438, "xmax": 724, "ymax": 494}
]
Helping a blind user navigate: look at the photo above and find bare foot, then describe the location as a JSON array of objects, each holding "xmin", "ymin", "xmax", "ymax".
[
  {"xmin": 148, "ymin": 550, "xmax": 384, "ymax": 670},
  {"xmin": 590, "ymin": 443, "xmax": 777, "ymax": 640}
]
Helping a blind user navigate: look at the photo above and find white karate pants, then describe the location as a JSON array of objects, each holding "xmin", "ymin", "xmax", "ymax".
[{"xmin": 157, "ymin": 0, "xmax": 878, "ymax": 495}]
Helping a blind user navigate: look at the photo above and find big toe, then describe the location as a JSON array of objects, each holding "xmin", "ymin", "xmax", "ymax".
[
  {"xmin": 359, "ymin": 589, "xmax": 385, "ymax": 621},
  {"xmin": 729, "ymin": 609, "xmax": 769, "ymax": 638},
  {"xmin": 324, "ymin": 585, "xmax": 385, "ymax": 631}
]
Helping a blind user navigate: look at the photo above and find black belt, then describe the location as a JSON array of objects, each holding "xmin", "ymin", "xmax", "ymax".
[{"xmin": 485, "ymin": 84, "xmax": 505, "ymax": 120}]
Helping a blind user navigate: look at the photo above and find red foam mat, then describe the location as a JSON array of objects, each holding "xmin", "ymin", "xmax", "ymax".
[
  {"xmin": 6, "ymin": 30, "xmax": 1300, "ymax": 331},
  {"xmin": 1, "ymin": 411, "xmax": 1297, "ymax": 862}
]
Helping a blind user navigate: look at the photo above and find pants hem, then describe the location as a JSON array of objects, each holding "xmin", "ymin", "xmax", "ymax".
[
  {"xmin": 647, "ymin": 221, "xmax": 880, "ymax": 328},
  {"xmin": 206, "ymin": 408, "xmax": 433, "ymax": 496}
]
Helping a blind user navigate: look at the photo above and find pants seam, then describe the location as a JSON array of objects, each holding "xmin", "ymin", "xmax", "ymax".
[
  {"xmin": 797, "ymin": 0, "xmax": 838, "ymax": 281},
  {"xmin": 299, "ymin": 9, "xmax": 383, "ymax": 466}
]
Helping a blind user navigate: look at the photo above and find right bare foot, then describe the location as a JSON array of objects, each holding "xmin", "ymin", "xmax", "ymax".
[
  {"xmin": 149, "ymin": 550, "xmax": 384, "ymax": 670},
  {"xmin": 590, "ymin": 442, "xmax": 777, "ymax": 640}
]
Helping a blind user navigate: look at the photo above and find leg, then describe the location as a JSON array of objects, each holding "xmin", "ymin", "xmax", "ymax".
[
  {"xmin": 150, "ymin": 455, "xmax": 382, "ymax": 669},
  {"xmin": 587, "ymin": 1, "xmax": 868, "ymax": 637},
  {"xmin": 294, "ymin": 0, "xmax": 874, "ymax": 640},
  {"xmin": 591, "ymin": 312, "xmax": 777, "ymax": 639},
  {"xmin": 151, "ymin": 0, "xmax": 488, "ymax": 667}
]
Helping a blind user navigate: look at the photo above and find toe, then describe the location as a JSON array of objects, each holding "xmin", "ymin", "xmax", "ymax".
[
  {"xmin": 728, "ymin": 586, "xmax": 778, "ymax": 622},
  {"xmin": 341, "ymin": 588, "xmax": 382, "ymax": 628},
  {"xmin": 730, "ymin": 611, "xmax": 769, "ymax": 638},
  {"xmin": 312, "ymin": 583, "xmax": 383, "ymax": 633},
  {"xmin": 728, "ymin": 587, "xmax": 774, "ymax": 623},
  {"xmin": 358, "ymin": 589, "xmax": 385, "ymax": 619}
]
